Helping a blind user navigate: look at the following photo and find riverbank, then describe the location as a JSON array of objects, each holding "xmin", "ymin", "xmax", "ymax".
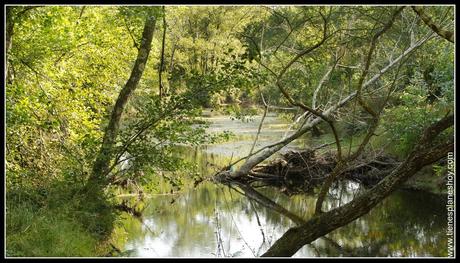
[{"xmin": 6, "ymin": 182, "xmax": 116, "ymax": 257}]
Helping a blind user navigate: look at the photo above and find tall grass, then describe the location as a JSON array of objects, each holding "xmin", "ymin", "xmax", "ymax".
[
  {"xmin": 6, "ymin": 203, "xmax": 99, "ymax": 257},
  {"xmin": 6, "ymin": 182, "xmax": 116, "ymax": 257}
]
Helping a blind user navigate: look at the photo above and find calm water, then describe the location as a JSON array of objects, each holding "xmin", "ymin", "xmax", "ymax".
[{"xmin": 117, "ymin": 113, "xmax": 448, "ymax": 257}]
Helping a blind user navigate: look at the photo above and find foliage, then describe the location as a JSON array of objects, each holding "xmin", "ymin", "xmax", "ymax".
[
  {"xmin": 5, "ymin": 5, "xmax": 454, "ymax": 257},
  {"xmin": 381, "ymin": 40, "xmax": 453, "ymax": 156}
]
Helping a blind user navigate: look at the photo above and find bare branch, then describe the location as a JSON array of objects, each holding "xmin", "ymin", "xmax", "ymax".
[
  {"xmin": 315, "ymin": 51, "xmax": 404, "ymax": 214},
  {"xmin": 312, "ymin": 52, "xmax": 343, "ymax": 110},
  {"xmin": 355, "ymin": 6, "xmax": 405, "ymax": 118},
  {"xmin": 218, "ymin": 31, "xmax": 431, "ymax": 179},
  {"xmin": 249, "ymin": 93, "xmax": 269, "ymax": 155}
]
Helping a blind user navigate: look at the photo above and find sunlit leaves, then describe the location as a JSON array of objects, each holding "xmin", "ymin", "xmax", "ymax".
[{"xmin": 6, "ymin": 5, "xmax": 454, "ymax": 193}]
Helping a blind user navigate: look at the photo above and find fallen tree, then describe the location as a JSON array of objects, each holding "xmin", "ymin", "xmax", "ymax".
[
  {"xmin": 214, "ymin": 7, "xmax": 434, "ymax": 192},
  {"xmin": 261, "ymin": 114, "xmax": 453, "ymax": 256},
  {"xmin": 217, "ymin": 29, "xmax": 433, "ymax": 183},
  {"xmin": 212, "ymin": 7, "xmax": 453, "ymax": 257},
  {"xmin": 229, "ymin": 148, "xmax": 398, "ymax": 195},
  {"xmin": 216, "ymin": 114, "xmax": 453, "ymax": 256}
]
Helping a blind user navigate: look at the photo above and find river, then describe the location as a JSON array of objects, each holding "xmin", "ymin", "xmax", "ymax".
[{"xmin": 116, "ymin": 112, "xmax": 448, "ymax": 257}]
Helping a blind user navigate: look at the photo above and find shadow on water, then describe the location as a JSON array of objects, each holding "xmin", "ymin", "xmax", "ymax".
[{"xmin": 117, "ymin": 114, "xmax": 447, "ymax": 257}]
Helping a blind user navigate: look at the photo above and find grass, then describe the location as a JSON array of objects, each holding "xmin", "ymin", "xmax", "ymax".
[
  {"xmin": 6, "ymin": 182, "xmax": 116, "ymax": 257},
  {"xmin": 6, "ymin": 203, "xmax": 99, "ymax": 257}
]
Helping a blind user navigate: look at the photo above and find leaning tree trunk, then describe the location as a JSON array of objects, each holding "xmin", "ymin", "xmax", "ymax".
[
  {"xmin": 262, "ymin": 114, "xmax": 453, "ymax": 257},
  {"xmin": 6, "ymin": 7, "xmax": 14, "ymax": 61},
  {"xmin": 89, "ymin": 12, "xmax": 157, "ymax": 187},
  {"xmin": 412, "ymin": 6, "xmax": 454, "ymax": 43},
  {"xmin": 5, "ymin": 7, "xmax": 14, "ymax": 84},
  {"xmin": 6, "ymin": 7, "xmax": 41, "ymax": 80}
]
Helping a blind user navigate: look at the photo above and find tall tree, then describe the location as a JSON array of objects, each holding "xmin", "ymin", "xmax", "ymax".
[
  {"xmin": 89, "ymin": 10, "xmax": 157, "ymax": 186},
  {"xmin": 158, "ymin": 6, "xmax": 167, "ymax": 98}
]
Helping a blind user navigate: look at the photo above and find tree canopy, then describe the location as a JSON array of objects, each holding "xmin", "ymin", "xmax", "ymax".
[{"xmin": 5, "ymin": 5, "xmax": 454, "ymax": 258}]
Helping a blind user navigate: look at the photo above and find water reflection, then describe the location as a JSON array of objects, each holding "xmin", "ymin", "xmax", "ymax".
[{"xmin": 118, "ymin": 114, "xmax": 447, "ymax": 257}]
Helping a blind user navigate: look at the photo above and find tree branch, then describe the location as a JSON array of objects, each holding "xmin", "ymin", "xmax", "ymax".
[
  {"xmin": 217, "ymin": 31, "xmax": 431, "ymax": 180},
  {"xmin": 262, "ymin": 115, "xmax": 453, "ymax": 257},
  {"xmin": 412, "ymin": 6, "xmax": 454, "ymax": 43}
]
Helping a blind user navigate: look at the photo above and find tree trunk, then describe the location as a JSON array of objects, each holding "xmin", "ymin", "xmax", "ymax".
[
  {"xmin": 262, "ymin": 115, "xmax": 453, "ymax": 257},
  {"xmin": 6, "ymin": 7, "xmax": 14, "ymax": 58},
  {"xmin": 89, "ymin": 12, "xmax": 157, "ymax": 186},
  {"xmin": 159, "ymin": 6, "xmax": 166, "ymax": 99},
  {"xmin": 6, "ymin": 7, "xmax": 15, "ymax": 82},
  {"xmin": 412, "ymin": 6, "xmax": 454, "ymax": 43}
]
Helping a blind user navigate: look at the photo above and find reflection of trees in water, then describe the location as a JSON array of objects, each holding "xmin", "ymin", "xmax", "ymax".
[
  {"xmin": 117, "ymin": 176, "xmax": 446, "ymax": 257},
  {"xmin": 307, "ymin": 236, "xmax": 387, "ymax": 257},
  {"xmin": 309, "ymin": 190, "xmax": 447, "ymax": 257},
  {"xmin": 117, "ymin": 127, "xmax": 447, "ymax": 257},
  {"xmin": 221, "ymin": 179, "xmax": 446, "ymax": 257}
]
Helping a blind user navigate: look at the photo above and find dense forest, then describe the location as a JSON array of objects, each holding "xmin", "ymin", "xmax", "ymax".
[{"xmin": 5, "ymin": 5, "xmax": 454, "ymax": 257}]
